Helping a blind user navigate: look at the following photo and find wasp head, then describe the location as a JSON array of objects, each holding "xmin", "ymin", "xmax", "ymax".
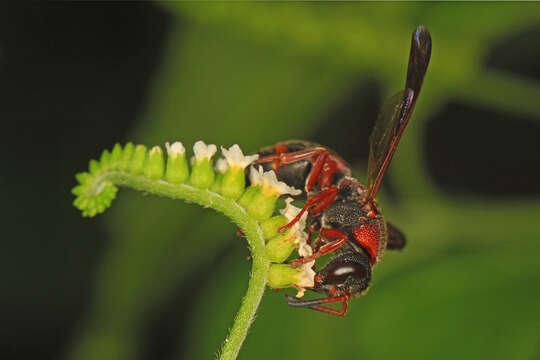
[{"xmin": 314, "ymin": 250, "xmax": 372, "ymax": 297}]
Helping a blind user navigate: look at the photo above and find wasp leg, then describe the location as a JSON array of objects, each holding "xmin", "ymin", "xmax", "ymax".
[
  {"xmin": 316, "ymin": 155, "xmax": 339, "ymax": 190},
  {"xmin": 255, "ymin": 147, "xmax": 339, "ymax": 193},
  {"xmin": 279, "ymin": 187, "xmax": 338, "ymax": 233},
  {"xmin": 255, "ymin": 148, "xmax": 328, "ymax": 173},
  {"xmin": 285, "ymin": 292, "xmax": 350, "ymax": 316},
  {"xmin": 305, "ymin": 220, "xmax": 319, "ymax": 246},
  {"xmin": 304, "ymin": 149, "xmax": 329, "ymax": 191},
  {"xmin": 289, "ymin": 228, "xmax": 347, "ymax": 266},
  {"xmin": 386, "ymin": 222, "xmax": 406, "ymax": 250},
  {"xmin": 312, "ymin": 236, "xmax": 324, "ymax": 252}
]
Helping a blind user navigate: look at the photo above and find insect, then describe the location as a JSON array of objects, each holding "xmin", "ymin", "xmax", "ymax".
[{"xmin": 253, "ymin": 26, "xmax": 431, "ymax": 316}]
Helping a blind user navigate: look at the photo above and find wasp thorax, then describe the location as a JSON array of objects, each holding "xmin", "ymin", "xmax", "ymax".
[{"xmin": 322, "ymin": 201, "xmax": 365, "ymax": 228}]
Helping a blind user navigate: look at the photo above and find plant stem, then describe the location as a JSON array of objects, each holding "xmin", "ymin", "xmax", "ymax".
[
  {"xmin": 89, "ymin": 171, "xmax": 269, "ymax": 360},
  {"xmin": 219, "ymin": 233, "xmax": 269, "ymax": 360}
]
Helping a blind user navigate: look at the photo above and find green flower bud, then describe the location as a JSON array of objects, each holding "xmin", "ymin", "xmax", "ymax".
[
  {"xmin": 238, "ymin": 185, "xmax": 261, "ymax": 209},
  {"xmin": 241, "ymin": 166, "xmax": 302, "ymax": 221},
  {"xmin": 268, "ymin": 264, "xmax": 305, "ymax": 289},
  {"xmin": 246, "ymin": 194, "xmax": 279, "ymax": 221},
  {"xmin": 260, "ymin": 215, "xmax": 288, "ymax": 240},
  {"xmin": 165, "ymin": 142, "xmax": 189, "ymax": 184},
  {"xmin": 71, "ymin": 184, "xmax": 83, "ymax": 196},
  {"xmin": 110, "ymin": 143, "xmax": 122, "ymax": 169},
  {"xmin": 129, "ymin": 145, "xmax": 147, "ymax": 175},
  {"xmin": 211, "ymin": 172, "xmax": 224, "ymax": 193},
  {"xmin": 221, "ymin": 167, "xmax": 245, "ymax": 199},
  {"xmin": 265, "ymin": 232, "xmax": 296, "ymax": 263},
  {"xmin": 72, "ymin": 176, "xmax": 117, "ymax": 218},
  {"xmin": 217, "ymin": 145, "xmax": 259, "ymax": 199},
  {"xmin": 144, "ymin": 146, "xmax": 165, "ymax": 180},
  {"xmin": 211, "ymin": 158, "xmax": 227, "ymax": 193},
  {"xmin": 100, "ymin": 149, "xmax": 111, "ymax": 170},
  {"xmin": 75, "ymin": 172, "xmax": 90, "ymax": 185},
  {"xmin": 190, "ymin": 141, "xmax": 217, "ymax": 189},
  {"xmin": 118, "ymin": 142, "xmax": 135, "ymax": 171},
  {"xmin": 191, "ymin": 157, "xmax": 215, "ymax": 188},
  {"xmin": 88, "ymin": 159, "xmax": 101, "ymax": 174}
]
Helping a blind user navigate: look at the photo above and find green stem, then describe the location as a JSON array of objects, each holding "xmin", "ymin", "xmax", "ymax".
[
  {"xmin": 219, "ymin": 234, "xmax": 269, "ymax": 360},
  {"xmin": 88, "ymin": 171, "xmax": 269, "ymax": 360}
]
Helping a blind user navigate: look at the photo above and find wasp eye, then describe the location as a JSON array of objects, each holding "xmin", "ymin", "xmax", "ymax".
[{"xmin": 322, "ymin": 260, "xmax": 368, "ymax": 285}]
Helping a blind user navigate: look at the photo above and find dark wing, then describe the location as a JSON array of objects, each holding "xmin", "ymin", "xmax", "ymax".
[
  {"xmin": 365, "ymin": 26, "xmax": 432, "ymax": 201},
  {"xmin": 406, "ymin": 25, "xmax": 432, "ymax": 99},
  {"xmin": 366, "ymin": 89, "xmax": 414, "ymax": 199},
  {"xmin": 386, "ymin": 222, "xmax": 406, "ymax": 250}
]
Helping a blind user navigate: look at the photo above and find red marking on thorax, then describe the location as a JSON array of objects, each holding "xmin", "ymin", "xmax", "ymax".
[
  {"xmin": 275, "ymin": 143, "xmax": 288, "ymax": 154},
  {"xmin": 353, "ymin": 224, "xmax": 380, "ymax": 265}
]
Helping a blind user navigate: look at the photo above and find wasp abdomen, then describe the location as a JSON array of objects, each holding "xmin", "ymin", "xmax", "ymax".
[
  {"xmin": 256, "ymin": 141, "xmax": 318, "ymax": 197},
  {"xmin": 254, "ymin": 141, "xmax": 350, "ymax": 197},
  {"xmin": 258, "ymin": 161, "xmax": 312, "ymax": 196}
]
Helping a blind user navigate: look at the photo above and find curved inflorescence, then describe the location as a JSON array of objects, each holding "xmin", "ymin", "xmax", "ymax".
[{"xmin": 72, "ymin": 140, "xmax": 315, "ymax": 360}]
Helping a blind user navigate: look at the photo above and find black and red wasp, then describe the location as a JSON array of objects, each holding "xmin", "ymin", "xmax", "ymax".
[{"xmin": 253, "ymin": 26, "xmax": 431, "ymax": 316}]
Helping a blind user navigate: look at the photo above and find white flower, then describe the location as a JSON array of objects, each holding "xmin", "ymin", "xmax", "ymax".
[
  {"xmin": 215, "ymin": 158, "xmax": 228, "ymax": 173},
  {"xmin": 193, "ymin": 140, "xmax": 217, "ymax": 161},
  {"xmin": 263, "ymin": 170, "xmax": 302, "ymax": 196},
  {"xmin": 297, "ymin": 240, "xmax": 313, "ymax": 258},
  {"xmin": 150, "ymin": 145, "xmax": 163, "ymax": 155},
  {"xmin": 249, "ymin": 166, "xmax": 301, "ymax": 196},
  {"xmin": 280, "ymin": 198, "xmax": 308, "ymax": 232},
  {"xmin": 248, "ymin": 166, "xmax": 265, "ymax": 186},
  {"xmin": 221, "ymin": 144, "xmax": 259, "ymax": 169},
  {"xmin": 278, "ymin": 198, "xmax": 315, "ymax": 298},
  {"xmin": 280, "ymin": 197, "xmax": 312, "ymax": 257},
  {"xmin": 295, "ymin": 260, "xmax": 316, "ymax": 298},
  {"xmin": 165, "ymin": 141, "xmax": 185, "ymax": 158}
]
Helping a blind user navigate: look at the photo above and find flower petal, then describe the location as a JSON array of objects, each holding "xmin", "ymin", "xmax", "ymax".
[
  {"xmin": 221, "ymin": 144, "xmax": 259, "ymax": 169},
  {"xmin": 193, "ymin": 140, "xmax": 217, "ymax": 161},
  {"xmin": 165, "ymin": 141, "xmax": 186, "ymax": 158},
  {"xmin": 249, "ymin": 165, "xmax": 265, "ymax": 186},
  {"xmin": 295, "ymin": 260, "xmax": 316, "ymax": 298},
  {"xmin": 215, "ymin": 158, "xmax": 228, "ymax": 173},
  {"xmin": 252, "ymin": 166, "xmax": 301, "ymax": 196}
]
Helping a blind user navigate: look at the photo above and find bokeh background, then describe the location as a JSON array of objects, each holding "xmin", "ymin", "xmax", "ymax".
[{"xmin": 4, "ymin": 2, "xmax": 540, "ymax": 360}]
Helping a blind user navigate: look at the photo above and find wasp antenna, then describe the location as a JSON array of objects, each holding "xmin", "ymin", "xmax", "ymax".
[
  {"xmin": 285, "ymin": 294, "xmax": 329, "ymax": 308},
  {"xmin": 285, "ymin": 294, "xmax": 349, "ymax": 316}
]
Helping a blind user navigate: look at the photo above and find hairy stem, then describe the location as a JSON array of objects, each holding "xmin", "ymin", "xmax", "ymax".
[
  {"xmin": 219, "ymin": 234, "xmax": 269, "ymax": 360},
  {"xmin": 86, "ymin": 171, "xmax": 269, "ymax": 360}
]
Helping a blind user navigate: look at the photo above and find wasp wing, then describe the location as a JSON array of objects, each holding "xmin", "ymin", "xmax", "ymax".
[
  {"xmin": 366, "ymin": 89, "xmax": 414, "ymax": 199},
  {"xmin": 365, "ymin": 26, "xmax": 431, "ymax": 201},
  {"xmin": 405, "ymin": 25, "xmax": 432, "ymax": 98}
]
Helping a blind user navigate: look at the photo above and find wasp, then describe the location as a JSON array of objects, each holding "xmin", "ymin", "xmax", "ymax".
[{"xmin": 253, "ymin": 26, "xmax": 431, "ymax": 316}]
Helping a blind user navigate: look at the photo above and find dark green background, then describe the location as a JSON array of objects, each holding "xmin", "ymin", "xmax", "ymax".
[{"xmin": 3, "ymin": 3, "xmax": 540, "ymax": 360}]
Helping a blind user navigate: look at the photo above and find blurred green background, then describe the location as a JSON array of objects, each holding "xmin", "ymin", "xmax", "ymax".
[{"xmin": 3, "ymin": 2, "xmax": 540, "ymax": 360}]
